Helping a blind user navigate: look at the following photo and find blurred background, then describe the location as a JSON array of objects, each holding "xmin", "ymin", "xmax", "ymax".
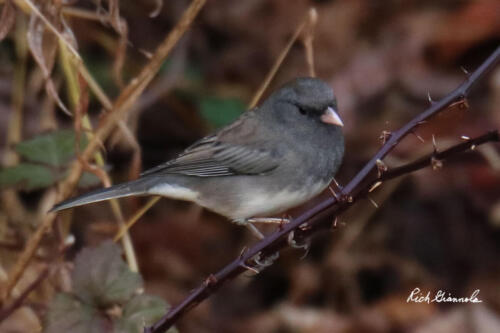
[{"xmin": 0, "ymin": 0, "xmax": 499, "ymax": 332}]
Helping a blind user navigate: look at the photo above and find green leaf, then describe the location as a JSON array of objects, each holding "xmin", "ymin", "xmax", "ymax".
[
  {"xmin": 199, "ymin": 96, "xmax": 245, "ymax": 128},
  {"xmin": 15, "ymin": 129, "xmax": 86, "ymax": 167},
  {"xmin": 114, "ymin": 295, "xmax": 175, "ymax": 333},
  {"xmin": 72, "ymin": 241, "xmax": 142, "ymax": 307},
  {"xmin": 0, "ymin": 163, "xmax": 55, "ymax": 190},
  {"xmin": 44, "ymin": 293, "xmax": 108, "ymax": 333},
  {"xmin": 78, "ymin": 171, "xmax": 101, "ymax": 188}
]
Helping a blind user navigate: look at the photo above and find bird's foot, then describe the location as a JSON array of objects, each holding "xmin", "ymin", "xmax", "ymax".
[
  {"xmin": 232, "ymin": 219, "xmax": 265, "ymax": 239},
  {"xmin": 233, "ymin": 217, "xmax": 290, "ymax": 239},
  {"xmin": 287, "ymin": 230, "xmax": 310, "ymax": 255},
  {"xmin": 246, "ymin": 224, "xmax": 265, "ymax": 239},
  {"xmin": 253, "ymin": 251, "xmax": 279, "ymax": 268}
]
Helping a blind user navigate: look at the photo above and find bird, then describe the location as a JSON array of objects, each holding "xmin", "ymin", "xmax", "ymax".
[{"xmin": 51, "ymin": 77, "xmax": 345, "ymax": 238}]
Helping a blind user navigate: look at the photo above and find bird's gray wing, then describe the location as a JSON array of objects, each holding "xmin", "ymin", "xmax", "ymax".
[
  {"xmin": 140, "ymin": 134, "xmax": 279, "ymax": 177},
  {"xmin": 141, "ymin": 109, "xmax": 280, "ymax": 177},
  {"xmin": 141, "ymin": 108, "xmax": 282, "ymax": 177}
]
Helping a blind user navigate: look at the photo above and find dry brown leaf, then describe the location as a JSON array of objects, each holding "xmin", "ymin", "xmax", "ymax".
[
  {"xmin": 27, "ymin": 2, "xmax": 70, "ymax": 115},
  {"xmin": 0, "ymin": 0, "xmax": 16, "ymax": 41}
]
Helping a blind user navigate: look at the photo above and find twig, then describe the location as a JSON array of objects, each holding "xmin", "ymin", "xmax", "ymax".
[
  {"xmin": 60, "ymin": 42, "xmax": 139, "ymax": 272},
  {"xmin": 0, "ymin": 265, "xmax": 49, "ymax": 322},
  {"xmin": 249, "ymin": 8, "xmax": 315, "ymax": 108},
  {"xmin": 378, "ymin": 131, "xmax": 499, "ymax": 183},
  {"xmin": 302, "ymin": 8, "xmax": 317, "ymax": 77},
  {"xmin": 145, "ymin": 46, "xmax": 500, "ymax": 333},
  {"xmin": 114, "ymin": 196, "xmax": 161, "ymax": 242}
]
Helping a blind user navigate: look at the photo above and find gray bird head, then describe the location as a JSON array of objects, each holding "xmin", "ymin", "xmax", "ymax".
[{"xmin": 261, "ymin": 77, "xmax": 343, "ymax": 128}]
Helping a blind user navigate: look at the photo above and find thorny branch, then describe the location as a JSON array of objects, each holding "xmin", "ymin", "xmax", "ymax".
[{"xmin": 145, "ymin": 46, "xmax": 500, "ymax": 333}]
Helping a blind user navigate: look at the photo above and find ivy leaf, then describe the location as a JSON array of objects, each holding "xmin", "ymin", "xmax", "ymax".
[
  {"xmin": 15, "ymin": 129, "xmax": 86, "ymax": 167},
  {"xmin": 72, "ymin": 241, "xmax": 142, "ymax": 307},
  {"xmin": 0, "ymin": 163, "xmax": 55, "ymax": 190},
  {"xmin": 44, "ymin": 293, "xmax": 108, "ymax": 333},
  {"xmin": 199, "ymin": 96, "xmax": 245, "ymax": 128},
  {"xmin": 114, "ymin": 295, "xmax": 175, "ymax": 333}
]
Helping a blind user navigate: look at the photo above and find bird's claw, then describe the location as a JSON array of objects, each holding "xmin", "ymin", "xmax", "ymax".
[
  {"xmin": 253, "ymin": 251, "xmax": 279, "ymax": 268},
  {"xmin": 287, "ymin": 231, "xmax": 310, "ymax": 258}
]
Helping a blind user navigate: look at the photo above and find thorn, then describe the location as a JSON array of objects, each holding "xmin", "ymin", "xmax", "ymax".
[
  {"xmin": 376, "ymin": 159, "xmax": 388, "ymax": 177},
  {"xmin": 417, "ymin": 120, "xmax": 428, "ymax": 126},
  {"xmin": 379, "ymin": 130, "xmax": 392, "ymax": 144},
  {"xmin": 427, "ymin": 91, "xmax": 435, "ymax": 105},
  {"xmin": 411, "ymin": 130, "xmax": 425, "ymax": 143},
  {"xmin": 367, "ymin": 195, "xmax": 379, "ymax": 208},
  {"xmin": 431, "ymin": 156, "xmax": 443, "ymax": 170},
  {"xmin": 329, "ymin": 186, "xmax": 340, "ymax": 200},
  {"xmin": 369, "ymin": 181, "xmax": 382, "ymax": 192},
  {"xmin": 471, "ymin": 144, "xmax": 476, "ymax": 150},
  {"xmin": 432, "ymin": 134, "xmax": 439, "ymax": 153},
  {"xmin": 347, "ymin": 196, "xmax": 353, "ymax": 203},
  {"xmin": 460, "ymin": 98, "xmax": 470, "ymax": 110},
  {"xmin": 239, "ymin": 246, "xmax": 248, "ymax": 259},
  {"xmin": 204, "ymin": 274, "xmax": 218, "ymax": 287},
  {"xmin": 460, "ymin": 66, "xmax": 471, "ymax": 77},
  {"xmin": 332, "ymin": 177, "xmax": 342, "ymax": 189},
  {"xmin": 450, "ymin": 98, "xmax": 469, "ymax": 110}
]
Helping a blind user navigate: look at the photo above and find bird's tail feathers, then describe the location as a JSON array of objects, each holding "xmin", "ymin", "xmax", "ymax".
[{"xmin": 50, "ymin": 178, "xmax": 155, "ymax": 212}]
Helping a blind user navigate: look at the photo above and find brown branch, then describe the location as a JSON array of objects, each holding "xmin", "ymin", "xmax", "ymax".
[
  {"xmin": 145, "ymin": 46, "xmax": 500, "ymax": 333},
  {"xmin": 0, "ymin": 265, "xmax": 49, "ymax": 322}
]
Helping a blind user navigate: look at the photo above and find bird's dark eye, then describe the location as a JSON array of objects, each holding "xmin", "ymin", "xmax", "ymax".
[{"xmin": 298, "ymin": 107, "xmax": 307, "ymax": 115}]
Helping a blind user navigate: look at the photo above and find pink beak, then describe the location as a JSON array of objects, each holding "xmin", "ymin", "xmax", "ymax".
[{"xmin": 320, "ymin": 107, "xmax": 344, "ymax": 127}]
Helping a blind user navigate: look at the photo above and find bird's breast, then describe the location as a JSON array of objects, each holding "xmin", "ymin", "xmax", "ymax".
[{"xmin": 226, "ymin": 178, "xmax": 328, "ymax": 219}]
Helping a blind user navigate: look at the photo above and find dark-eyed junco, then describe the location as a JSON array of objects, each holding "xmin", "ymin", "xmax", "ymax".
[{"xmin": 51, "ymin": 77, "xmax": 345, "ymax": 237}]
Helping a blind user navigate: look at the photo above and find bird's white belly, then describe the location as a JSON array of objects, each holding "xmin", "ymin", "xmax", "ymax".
[
  {"xmin": 234, "ymin": 181, "xmax": 328, "ymax": 219},
  {"xmin": 148, "ymin": 179, "xmax": 329, "ymax": 221}
]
